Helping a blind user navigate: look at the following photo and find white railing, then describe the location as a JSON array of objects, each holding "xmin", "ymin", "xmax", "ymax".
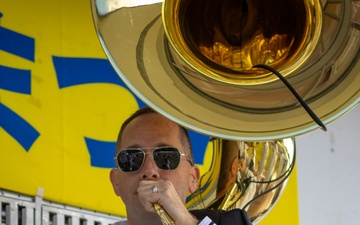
[{"xmin": 1, "ymin": 189, "xmax": 124, "ymax": 225}]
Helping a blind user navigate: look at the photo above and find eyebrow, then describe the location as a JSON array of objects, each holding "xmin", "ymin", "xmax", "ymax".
[{"xmin": 123, "ymin": 143, "xmax": 173, "ymax": 149}]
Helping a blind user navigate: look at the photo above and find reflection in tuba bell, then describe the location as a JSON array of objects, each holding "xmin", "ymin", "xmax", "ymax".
[
  {"xmin": 186, "ymin": 138, "xmax": 295, "ymax": 223},
  {"xmin": 91, "ymin": 0, "xmax": 360, "ymax": 224}
]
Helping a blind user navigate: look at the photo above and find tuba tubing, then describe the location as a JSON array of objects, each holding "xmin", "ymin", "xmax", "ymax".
[{"xmin": 91, "ymin": 0, "xmax": 360, "ymax": 224}]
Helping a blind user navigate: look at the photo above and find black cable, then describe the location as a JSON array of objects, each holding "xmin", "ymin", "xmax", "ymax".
[
  {"xmin": 198, "ymin": 65, "xmax": 325, "ymax": 211},
  {"xmin": 241, "ymin": 144, "xmax": 297, "ymax": 211},
  {"xmin": 241, "ymin": 64, "xmax": 325, "ymax": 210},
  {"xmin": 253, "ymin": 64, "xmax": 327, "ymax": 131}
]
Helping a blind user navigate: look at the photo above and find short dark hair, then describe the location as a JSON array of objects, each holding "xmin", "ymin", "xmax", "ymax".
[{"xmin": 116, "ymin": 107, "xmax": 194, "ymax": 165}]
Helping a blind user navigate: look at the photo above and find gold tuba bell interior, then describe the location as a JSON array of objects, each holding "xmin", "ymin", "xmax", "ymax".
[{"xmin": 162, "ymin": 0, "xmax": 321, "ymax": 85}]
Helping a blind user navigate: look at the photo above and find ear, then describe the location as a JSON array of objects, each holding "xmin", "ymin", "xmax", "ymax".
[
  {"xmin": 189, "ymin": 165, "xmax": 201, "ymax": 193},
  {"xmin": 110, "ymin": 169, "xmax": 121, "ymax": 196}
]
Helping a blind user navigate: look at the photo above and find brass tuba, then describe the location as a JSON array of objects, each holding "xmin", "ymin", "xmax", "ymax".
[{"xmin": 91, "ymin": 0, "xmax": 360, "ymax": 223}]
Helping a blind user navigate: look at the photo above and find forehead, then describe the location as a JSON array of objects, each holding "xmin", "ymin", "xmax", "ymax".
[{"xmin": 120, "ymin": 113, "xmax": 182, "ymax": 148}]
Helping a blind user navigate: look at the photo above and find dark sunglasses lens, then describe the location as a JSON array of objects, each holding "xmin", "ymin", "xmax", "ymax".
[
  {"xmin": 117, "ymin": 150, "xmax": 144, "ymax": 172},
  {"xmin": 153, "ymin": 148, "xmax": 181, "ymax": 170}
]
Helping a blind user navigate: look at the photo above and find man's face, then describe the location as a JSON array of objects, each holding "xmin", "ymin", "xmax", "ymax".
[{"xmin": 110, "ymin": 113, "xmax": 199, "ymax": 215}]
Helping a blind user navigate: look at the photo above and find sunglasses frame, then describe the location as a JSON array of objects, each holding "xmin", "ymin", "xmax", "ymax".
[{"xmin": 115, "ymin": 146, "xmax": 192, "ymax": 172}]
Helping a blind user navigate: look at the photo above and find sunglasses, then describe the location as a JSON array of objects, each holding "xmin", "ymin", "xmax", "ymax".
[{"xmin": 115, "ymin": 146, "xmax": 192, "ymax": 172}]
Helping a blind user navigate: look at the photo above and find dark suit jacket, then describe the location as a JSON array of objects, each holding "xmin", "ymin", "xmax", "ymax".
[{"xmin": 191, "ymin": 209, "xmax": 252, "ymax": 225}]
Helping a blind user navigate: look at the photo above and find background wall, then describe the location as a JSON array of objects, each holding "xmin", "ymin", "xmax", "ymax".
[{"xmin": 296, "ymin": 105, "xmax": 360, "ymax": 225}]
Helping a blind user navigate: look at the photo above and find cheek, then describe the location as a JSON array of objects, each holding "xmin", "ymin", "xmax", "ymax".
[
  {"xmin": 170, "ymin": 171, "xmax": 191, "ymax": 199},
  {"xmin": 118, "ymin": 176, "xmax": 136, "ymax": 198}
]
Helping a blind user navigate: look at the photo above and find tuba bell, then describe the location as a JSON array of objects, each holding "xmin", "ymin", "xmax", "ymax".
[{"xmin": 91, "ymin": 0, "xmax": 360, "ymax": 223}]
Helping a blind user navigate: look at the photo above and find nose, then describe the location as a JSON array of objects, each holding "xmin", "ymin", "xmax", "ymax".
[{"xmin": 140, "ymin": 153, "xmax": 160, "ymax": 180}]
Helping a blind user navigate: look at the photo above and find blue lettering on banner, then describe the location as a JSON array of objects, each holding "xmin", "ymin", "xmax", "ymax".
[
  {"xmin": 53, "ymin": 56, "xmax": 210, "ymax": 167},
  {"xmin": 0, "ymin": 103, "xmax": 40, "ymax": 151},
  {"xmin": 0, "ymin": 26, "xmax": 35, "ymax": 62},
  {"xmin": 53, "ymin": 56, "xmax": 146, "ymax": 108},
  {"xmin": 0, "ymin": 23, "xmax": 209, "ymax": 167},
  {"xmin": 85, "ymin": 137, "xmax": 117, "ymax": 168},
  {"xmin": 0, "ymin": 24, "xmax": 38, "ymax": 151},
  {"xmin": 0, "ymin": 65, "xmax": 31, "ymax": 94}
]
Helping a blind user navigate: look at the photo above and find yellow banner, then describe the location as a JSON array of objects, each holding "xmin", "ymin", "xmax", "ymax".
[{"xmin": 0, "ymin": 0, "xmax": 298, "ymax": 224}]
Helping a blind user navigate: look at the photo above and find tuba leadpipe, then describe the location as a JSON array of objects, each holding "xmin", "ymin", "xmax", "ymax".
[{"xmin": 153, "ymin": 203, "xmax": 175, "ymax": 225}]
